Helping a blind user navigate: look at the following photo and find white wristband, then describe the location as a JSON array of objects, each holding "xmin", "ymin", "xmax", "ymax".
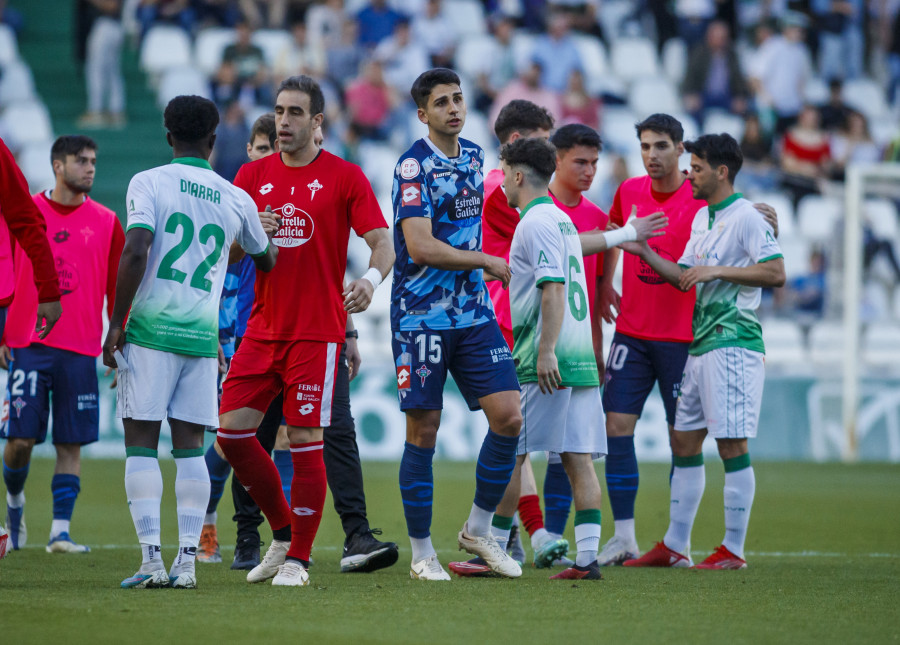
[
  {"xmin": 361, "ymin": 267, "xmax": 383, "ymax": 290},
  {"xmin": 603, "ymin": 222, "xmax": 638, "ymax": 248}
]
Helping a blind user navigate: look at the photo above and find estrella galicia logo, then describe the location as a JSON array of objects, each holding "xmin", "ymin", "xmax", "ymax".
[{"xmin": 449, "ymin": 187, "xmax": 482, "ymax": 224}]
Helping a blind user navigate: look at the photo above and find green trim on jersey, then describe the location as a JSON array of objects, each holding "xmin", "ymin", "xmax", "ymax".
[
  {"xmin": 126, "ymin": 223, "xmax": 155, "ymax": 233},
  {"xmin": 759, "ymin": 253, "xmax": 784, "ymax": 263},
  {"xmin": 689, "ymin": 299, "xmax": 765, "ymax": 356},
  {"xmin": 518, "ymin": 195, "xmax": 554, "ymax": 219},
  {"xmin": 170, "ymin": 157, "xmax": 214, "ymax": 170},
  {"xmin": 250, "ymin": 242, "xmax": 270, "ymax": 258},
  {"xmin": 536, "ymin": 276, "xmax": 565, "ymax": 286},
  {"xmin": 706, "ymin": 192, "xmax": 742, "ymax": 229}
]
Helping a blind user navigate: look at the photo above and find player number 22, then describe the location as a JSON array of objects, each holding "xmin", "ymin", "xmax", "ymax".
[
  {"xmin": 156, "ymin": 212, "xmax": 226, "ymax": 293},
  {"xmin": 567, "ymin": 255, "xmax": 588, "ymax": 321},
  {"xmin": 414, "ymin": 334, "xmax": 442, "ymax": 364}
]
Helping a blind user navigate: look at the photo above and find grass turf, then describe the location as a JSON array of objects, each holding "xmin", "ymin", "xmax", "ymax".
[{"xmin": 2, "ymin": 459, "xmax": 898, "ymax": 644}]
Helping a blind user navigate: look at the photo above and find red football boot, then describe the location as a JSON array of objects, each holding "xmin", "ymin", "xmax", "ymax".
[
  {"xmin": 693, "ymin": 545, "xmax": 747, "ymax": 570},
  {"xmin": 623, "ymin": 541, "xmax": 692, "ymax": 567}
]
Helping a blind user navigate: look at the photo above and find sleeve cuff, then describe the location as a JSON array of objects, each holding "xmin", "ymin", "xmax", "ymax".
[
  {"xmin": 126, "ymin": 223, "xmax": 155, "ymax": 233},
  {"xmin": 758, "ymin": 254, "xmax": 783, "ymax": 263},
  {"xmin": 250, "ymin": 242, "xmax": 270, "ymax": 258},
  {"xmin": 536, "ymin": 276, "xmax": 565, "ymax": 286}
]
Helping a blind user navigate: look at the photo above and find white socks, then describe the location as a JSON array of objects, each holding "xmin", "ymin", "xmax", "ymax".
[
  {"xmin": 722, "ymin": 466, "xmax": 755, "ymax": 559},
  {"xmin": 465, "ymin": 503, "xmax": 493, "ymax": 538},
  {"xmin": 173, "ymin": 455, "xmax": 210, "ymax": 550},
  {"xmin": 125, "ymin": 456, "xmax": 163, "ymax": 551},
  {"xmin": 491, "ymin": 525, "xmax": 511, "ymax": 550},
  {"xmin": 664, "ymin": 464, "xmax": 706, "ymax": 554},
  {"xmin": 614, "ymin": 518, "xmax": 636, "ymax": 545},
  {"xmin": 574, "ymin": 522, "xmax": 601, "ymax": 567},
  {"xmin": 531, "ymin": 527, "xmax": 550, "ymax": 549},
  {"xmin": 410, "ymin": 536, "xmax": 436, "ymax": 562},
  {"xmin": 50, "ymin": 519, "xmax": 70, "ymax": 538}
]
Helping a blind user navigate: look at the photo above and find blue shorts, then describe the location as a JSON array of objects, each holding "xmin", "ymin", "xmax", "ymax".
[
  {"xmin": 2, "ymin": 344, "xmax": 99, "ymax": 445},
  {"xmin": 601, "ymin": 332, "xmax": 690, "ymax": 426},
  {"xmin": 392, "ymin": 322, "xmax": 520, "ymax": 411}
]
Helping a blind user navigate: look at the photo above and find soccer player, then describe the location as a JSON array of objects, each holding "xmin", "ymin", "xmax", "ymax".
[
  {"xmin": 392, "ymin": 68, "xmax": 523, "ymax": 581},
  {"xmin": 102, "ymin": 95, "xmax": 277, "ymax": 589},
  {"xmin": 216, "ymin": 75, "xmax": 393, "ymax": 587},
  {"xmin": 596, "ymin": 114, "xmax": 778, "ymax": 566},
  {"xmin": 1, "ymin": 135, "xmax": 122, "ymax": 553},
  {"xmin": 498, "ymin": 137, "xmax": 666, "ymax": 580},
  {"xmin": 622, "ymin": 133, "xmax": 784, "ymax": 569}
]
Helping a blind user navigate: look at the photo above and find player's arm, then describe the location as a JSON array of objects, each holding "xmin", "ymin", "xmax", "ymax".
[
  {"xmin": 627, "ymin": 241, "xmax": 686, "ymax": 288},
  {"xmin": 401, "ymin": 217, "xmax": 512, "ymax": 287},
  {"xmin": 680, "ymin": 257, "xmax": 786, "ymax": 291},
  {"xmin": 345, "ymin": 314, "xmax": 361, "ymax": 381},
  {"xmin": 537, "ymin": 281, "xmax": 565, "ymax": 394},
  {"xmin": 102, "ymin": 227, "xmax": 153, "ymax": 369},
  {"xmin": 579, "ymin": 208, "xmax": 668, "ymax": 256},
  {"xmin": 343, "ymin": 227, "xmax": 393, "ymax": 314},
  {"xmin": 596, "ymin": 247, "xmax": 620, "ymax": 323}
]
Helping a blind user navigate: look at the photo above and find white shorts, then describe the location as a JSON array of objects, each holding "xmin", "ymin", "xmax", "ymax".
[
  {"xmin": 519, "ymin": 384, "xmax": 607, "ymax": 457},
  {"xmin": 116, "ymin": 343, "xmax": 219, "ymax": 427},
  {"xmin": 674, "ymin": 347, "xmax": 765, "ymax": 439}
]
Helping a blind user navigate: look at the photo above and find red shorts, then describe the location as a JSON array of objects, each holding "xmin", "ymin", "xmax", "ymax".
[{"xmin": 220, "ymin": 337, "xmax": 341, "ymax": 428}]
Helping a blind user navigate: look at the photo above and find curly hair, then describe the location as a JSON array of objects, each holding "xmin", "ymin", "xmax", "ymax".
[{"xmin": 163, "ymin": 95, "xmax": 219, "ymax": 144}]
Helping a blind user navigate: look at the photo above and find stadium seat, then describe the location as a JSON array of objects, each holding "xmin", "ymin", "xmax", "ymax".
[
  {"xmin": 776, "ymin": 236, "xmax": 811, "ymax": 279},
  {"xmin": 157, "ymin": 67, "xmax": 212, "ymax": 109},
  {"xmin": 251, "ymin": 28, "xmax": 293, "ymax": 68},
  {"xmin": 0, "ymin": 100, "xmax": 53, "ymax": 149},
  {"xmin": 870, "ymin": 115, "xmax": 899, "ymax": 149},
  {"xmin": 572, "ymin": 34, "xmax": 609, "ymax": 96},
  {"xmin": 748, "ymin": 192, "xmax": 795, "ymax": 238},
  {"xmin": 861, "ymin": 322, "xmax": 900, "ymax": 366},
  {"xmin": 0, "ymin": 23, "xmax": 17, "ymax": 66},
  {"xmin": 510, "ymin": 31, "xmax": 536, "ymax": 73},
  {"xmin": 194, "ymin": 27, "xmax": 235, "ymax": 77},
  {"xmin": 864, "ymin": 199, "xmax": 898, "ymax": 239},
  {"xmin": 892, "ymin": 285, "xmax": 900, "ymax": 320},
  {"xmin": 861, "ymin": 281, "xmax": 892, "ymax": 323},
  {"xmin": 701, "ymin": 110, "xmax": 745, "ymax": 139},
  {"xmin": 628, "ymin": 76, "xmax": 680, "ymax": 116},
  {"xmin": 16, "ymin": 141, "xmax": 55, "ymax": 192},
  {"xmin": 454, "ymin": 34, "xmax": 496, "ymax": 80},
  {"xmin": 762, "ymin": 319, "xmax": 808, "ymax": 365},
  {"xmin": 445, "ymin": 0, "xmax": 487, "ymax": 35},
  {"xmin": 610, "ymin": 37, "xmax": 659, "ymax": 81},
  {"xmin": 808, "ymin": 320, "xmax": 845, "ymax": 365},
  {"xmin": 661, "ymin": 38, "xmax": 687, "ymax": 84},
  {"xmin": 140, "ymin": 25, "xmax": 192, "ymax": 77},
  {"xmin": 803, "ymin": 77, "xmax": 829, "ymax": 105},
  {"xmin": 359, "ymin": 143, "xmax": 400, "ymax": 198},
  {"xmin": 797, "ymin": 194, "xmax": 842, "ymax": 243},
  {"xmin": 0, "ymin": 59, "xmax": 36, "ymax": 106},
  {"xmin": 601, "ymin": 105, "xmax": 640, "ymax": 154},
  {"xmin": 843, "ymin": 78, "xmax": 891, "ymax": 121}
]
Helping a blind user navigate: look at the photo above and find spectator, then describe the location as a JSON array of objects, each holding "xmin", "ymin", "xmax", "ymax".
[
  {"xmin": 829, "ymin": 110, "xmax": 882, "ymax": 180},
  {"xmin": 489, "ymin": 61, "xmax": 562, "ymax": 128},
  {"xmin": 559, "ymin": 69, "xmax": 601, "ymax": 129},
  {"xmin": 779, "ymin": 104, "xmax": 831, "ymax": 207},
  {"xmin": 749, "ymin": 12, "xmax": 813, "ymax": 134},
  {"xmin": 344, "ymin": 60, "xmax": 396, "ymax": 142},
  {"xmin": 549, "ymin": 1, "xmax": 604, "ymax": 40},
  {"xmin": 136, "ymin": 0, "xmax": 195, "ymax": 38},
  {"xmin": 193, "ymin": 0, "xmax": 241, "ymax": 28},
  {"xmin": 739, "ymin": 112, "xmax": 778, "ymax": 193},
  {"xmin": 0, "ymin": 0, "xmax": 24, "ymax": 34},
  {"xmin": 238, "ymin": 0, "xmax": 305, "ymax": 30},
  {"xmin": 673, "ymin": 0, "xmax": 717, "ymax": 49},
  {"xmin": 307, "ymin": 0, "xmax": 346, "ymax": 50},
  {"xmin": 681, "ymin": 20, "xmax": 749, "ymax": 124},
  {"xmin": 818, "ymin": 78, "xmax": 853, "ymax": 131},
  {"xmin": 471, "ymin": 12, "xmax": 517, "ymax": 113},
  {"xmin": 77, "ymin": 0, "xmax": 126, "ymax": 130},
  {"xmin": 595, "ymin": 154, "xmax": 629, "ymax": 212},
  {"xmin": 811, "ymin": 0, "xmax": 865, "ymax": 80},
  {"xmin": 356, "ymin": 0, "xmax": 406, "ymax": 49},
  {"xmin": 887, "ymin": 2, "xmax": 900, "ymax": 107},
  {"xmin": 326, "ymin": 18, "xmax": 364, "ymax": 88},
  {"xmin": 374, "ymin": 18, "xmax": 429, "ymax": 96},
  {"xmin": 274, "ymin": 20, "xmax": 326, "ymax": 78},
  {"xmin": 776, "ymin": 247, "xmax": 827, "ymax": 320},
  {"xmin": 211, "ymin": 101, "xmax": 250, "ymax": 182},
  {"xmin": 530, "ymin": 12, "xmax": 583, "ymax": 93},
  {"xmin": 411, "ymin": 0, "xmax": 457, "ymax": 68},
  {"xmin": 863, "ymin": 222, "xmax": 900, "ymax": 283}
]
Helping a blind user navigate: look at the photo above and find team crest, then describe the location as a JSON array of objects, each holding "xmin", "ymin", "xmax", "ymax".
[
  {"xmin": 81, "ymin": 226, "xmax": 94, "ymax": 243},
  {"xmin": 12, "ymin": 397, "xmax": 26, "ymax": 418},
  {"xmin": 308, "ymin": 179, "xmax": 323, "ymax": 200},
  {"xmin": 399, "ymin": 158, "xmax": 420, "ymax": 179},
  {"xmin": 416, "ymin": 365, "xmax": 431, "ymax": 386}
]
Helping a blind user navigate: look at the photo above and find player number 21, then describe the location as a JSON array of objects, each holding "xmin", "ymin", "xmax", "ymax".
[
  {"xmin": 9, "ymin": 369, "xmax": 38, "ymax": 397},
  {"xmin": 414, "ymin": 334, "xmax": 441, "ymax": 363},
  {"xmin": 156, "ymin": 212, "xmax": 226, "ymax": 293}
]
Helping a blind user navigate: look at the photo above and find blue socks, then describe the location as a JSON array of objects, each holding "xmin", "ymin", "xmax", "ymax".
[
  {"xmin": 543, "ymin": 460, "xmax": 573, "ymax": 535},
  {"xmin": 400, "ymin": 442, "xmax": 435, "ymax": 539},
  {"xmin": 473, "ymin": 430, "xmax": 518, "ymax": 512},
  {"xmin": 51, "ymin": 473, "xmax": 80, "ymax": 521},
  {"xmin": 3, "ymin": 459, "xmax": 29, "ymax": 497},
  {"xmin": 204, "ymin": 444, "xmax": 231, "ymax": 516},
  {"xmin": 605, "ymin": 435, "xmax": 639, "ymax": 520},
  {"xmin": 273, "ymin": 449, "xmax": 292, "ymax": 504}
]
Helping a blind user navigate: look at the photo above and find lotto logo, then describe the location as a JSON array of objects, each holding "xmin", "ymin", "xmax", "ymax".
[
  {"xmin": 292, "ymin": 507, "xmax": 316, "ymax": 516},
  {"xmin": 299, "ymin": 403, "xmax": 315, "ymax": 415},
  {"xmin": 401, "ymin": 183, "xmax": 421, "ymax": 206},
  {"xmin": 397, "ymin": 366, "xmax": 411, "ymax": 389},
  {"xmin": 259, "ymin": 183, "xmax": 273, "ymax": 195}
]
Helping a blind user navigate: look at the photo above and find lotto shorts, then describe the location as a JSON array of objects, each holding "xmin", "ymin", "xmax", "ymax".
[
  {"xmin": 391, "ymin": 322, "xmax": 520, "ymax": 411},
  {"xmin": 2, "ymin": 344, "xmax": 99, "ymax": 445},
  {"xmin": 601, "ymin": 331, "xmax": 690, "ymax": 426},
  {"xmin": 220, "ymin": 337, "xmax": 340, "ymax": 428},
  {"xmin": 674, "ymin": 347, "xmax": 765, "ymax": 439},
  {"xmin": 519, "ymin": 383, "xmax": 607, "ymax": 457},
  {"xmin": 116, "ymin": 343, "xmax": 219, "ymax": 427}
]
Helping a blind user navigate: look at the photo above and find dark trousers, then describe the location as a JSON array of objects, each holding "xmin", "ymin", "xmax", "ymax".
[{"xmin": 232, "ymin": 343, "xmax": 370, "ymax": 545}]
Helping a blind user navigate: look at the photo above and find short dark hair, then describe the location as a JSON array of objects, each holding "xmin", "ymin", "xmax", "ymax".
[
  {"xmin": 493, "ymin": 100, "xmax": 555, "ymax": 145},
  {"xmin": 410, "ymin": 68, "xmax": 461, "ymax": 109},
  {"xmin": 276, "ymin": 75, "xmax": 325, "ymax": 116},
  {"xmin": 684, "ymin": 133, "xmax": 743, "ymax": 183},
  {"xmin": 499, "ymin": 137, "xmax": 557, "ymax": 186},
  {"xmin": 250, "ymin": 112, "xmax": 276, "ymax": 147},
  {"xmin": 50, "ymin": 135, "xmax": 96, "ymax": 165},
  {"xmin": 550, "ymin": 123, "xmax": 602, "ymax": 153},
  {"xmin": 164, "ymin": 95, "xmax": 220, "ymax": 144},
  {"xmin": 635, "ymin": 113, "xmax": 684, "ymax": 143}
]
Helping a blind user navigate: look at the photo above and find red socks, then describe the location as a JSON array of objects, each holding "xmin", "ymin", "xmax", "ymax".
[
  {"xmin": 216, "ymin": 428, "xmax": 291, "ymax": 532},
  {"xmin": 518, "ymin": 494, "xmax": 545, "ymax": 537},
  {"xmin": 286, "ymin": 441, "xmax": 327, "ymax": 562}
]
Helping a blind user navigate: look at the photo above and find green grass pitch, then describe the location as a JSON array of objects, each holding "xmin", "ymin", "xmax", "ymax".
[{"xmin": 2, "ymin": 459, "xmax": 898, "ymax": 644}]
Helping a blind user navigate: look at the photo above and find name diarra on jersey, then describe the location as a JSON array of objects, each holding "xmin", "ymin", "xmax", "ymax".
[{"xmin": 180, "ymin": 179, "xmax": 221, "ymax": 204}]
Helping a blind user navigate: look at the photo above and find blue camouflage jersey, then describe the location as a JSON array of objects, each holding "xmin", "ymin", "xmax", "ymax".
[
  {"xmin": 218, "ymin": 255, "xmax": 256, "ymax": 358},
  {"xmin": 390, "ymin": 136, "xmax": 494, "ymax": 331}
]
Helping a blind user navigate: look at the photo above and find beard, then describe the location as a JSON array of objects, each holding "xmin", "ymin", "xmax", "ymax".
[{"xmin": 64, "ymin": 176, "xmax": 92, "ymax": 194}]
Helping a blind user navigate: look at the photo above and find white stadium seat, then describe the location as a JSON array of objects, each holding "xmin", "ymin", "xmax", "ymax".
[
  {"xmin": 454, "ymin": 34, "xmax": 496, "ymax": 79},
  {"xmin": 762, "ymin": 319, "xmax": 808, "ymax": 365},
  {"xmin": 0, "ymin": 59, "xmax": 36, "ymax": 106},
  {"xmin": 193, "ymin": 27, "xmax": 235, "ymax": 76},
  {"xmin": 797, "ymin": 194, "xmax": 842, "ymax": 243},
  {"xmin": 140, "ymin": 25, "xmax": 192, "ymax": 76},
  {"xmin": 776, "ymin": 236, "xmax": 811, "ymax": 280},
  {"xmin": 610, "ymin": 37, "xmax": 659, "ymax": 81},
  {"xmin": 862, "ymin": 323, "xmax": 900, "ymax": 366},
  {"xmin": 843, "ymin": 78, "xmax": 891, "ymax": 121},
  {"xmin": 251, "ymin": 29, "xmax": 293, "ymax": 68},
  {"xmin": 0, "ymin": 100, "xmax": 53, "ymax": 149},
  {"xmin": 445, "ymin": 0, "xmax": 486, "ymax": 35},
  {"xmin": 510, "ymin": 31, "xmax": 536, "ymax": 73},
  {"xmin": 628, "ymin": 76, "xmax": 681, "ymax": 116},
  {"xmin": 157, "ymin": 67, "xmax": 212, "ymax": 109},
  {"xmin": 16, "ymin": 141, "xmax": 55, "ymax": 193},
  {"xmin": 749, "ymin": 192, "xmax": 795, "ymax": 238},
  {"xmin": 808, "ymin": 320, "xmax": 845, "ymax": 365},
  {"xmin": 864, "ymin": 199, "xmax": 898, "ymax": 239},
  {"xmin": 601, "ymin": 105, "xmax": 639, "ymax": 154},
  {"xmin": 803, "ymin": 77, "xmax": 829, "ymax": 105},
  {"xmin": 702, "ymin": 110, "xmax": 745, "ymax": 139},
  {"xmin": 572, "ymin": 34, "xmax": 609, "ymax": 96},
  {"xmin": 661, "ymin": 37, "xmax": 687, "ymax": 84},
  {"xmin": 0, "ymin": 23, "xmax": 17, "ymax": 66}
]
